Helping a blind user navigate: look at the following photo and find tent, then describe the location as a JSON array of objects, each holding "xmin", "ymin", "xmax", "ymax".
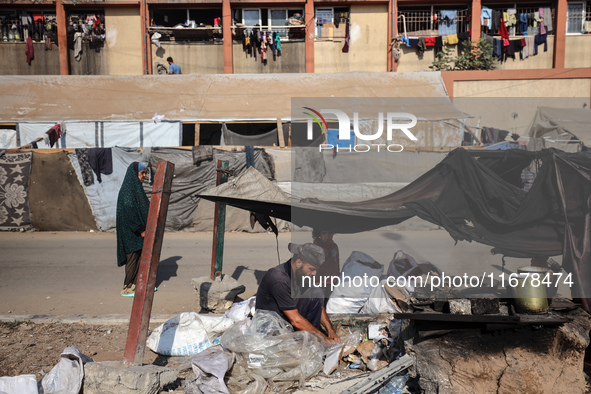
[
  {"xmin": 200, "ymin": 148, "xmax": 591, "ymax": 304},
  {"xmin": 528, "ymin": 107, "xmax": 591, "ymax": 150}
]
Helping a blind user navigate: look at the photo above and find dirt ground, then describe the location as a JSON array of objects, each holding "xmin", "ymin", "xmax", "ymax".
[{"xmin": 0, "ymin": 320, "xmax": 193, "ymax": 392}]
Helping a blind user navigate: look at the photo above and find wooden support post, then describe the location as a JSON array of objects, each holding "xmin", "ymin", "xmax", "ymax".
[
  {"xmin": 56, "ymin": 0, "xmax": 69, "ymax": 75},
  {"xmin": 123, "ymin": 161, "xmax": 175, "ymax": 366},
  {"xmin": 146, "ymin": 3, "xmax": 153, "ymax": 75},
  {"xmin": 470, "ymin": 0, "xmax": 481, "ymax": 42},
  {"xmin": 194, "ymin": 123, "xmax": 200, "ymax": 146},
  {"xmin": 553, "ymin": 0, "xmax": 567, "ymax": 69},
  {"xmin": 277, "ymin": 119, "xmax": 285, "ymax": 148},
  {"xmin": 305, "ymin": 0, "xmax": 315, "ymax": 73},
  {"xmin": 140, "ymin": 0, "xmax": 148, "ymax": 75},
  {"xmin": 210, "ymin": 160, "xmax": 229, "ymax": 280},
  {"xmin": 222, "ymin": 0, "xmax": 233, "ymax": 74},
  {"xmin": 288, "ymin": 122, "xmax": 292, "ymax": 147}
]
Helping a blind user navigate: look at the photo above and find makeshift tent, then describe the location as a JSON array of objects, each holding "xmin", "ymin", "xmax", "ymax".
[
  {"xmin": 200, "ymin": 148, "xmax": 591, "ymax": 304},
  {"xmin": 0, "ymin": 151, "xmax": 33, "ymax": 231},
  {"xmin": 528, "ymin": 107, "xmax": 591, "ymax": 150},
  {"xmin": 16, "ymin": 121, "xmax": 182, "ymax": 149},
  {"xmin": 29, "ymin": 152, "xmax": 97, "ymax": 231}
]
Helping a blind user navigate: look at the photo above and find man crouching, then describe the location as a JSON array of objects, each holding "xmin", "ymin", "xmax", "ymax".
[{"xmin": 255, "ymin": 243, "xmax": 342, "ymax": 342}]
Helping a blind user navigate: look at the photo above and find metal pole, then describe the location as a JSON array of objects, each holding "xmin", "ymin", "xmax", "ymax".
[
  {"xmin": 123, "ymin": 160, "xmax": 175, "ymax": 366},
  {"xmin": 210, "ymin": 160, "xmax": 229, "ymax": 280}
]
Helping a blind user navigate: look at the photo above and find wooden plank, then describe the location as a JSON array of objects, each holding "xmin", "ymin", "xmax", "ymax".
[
  {"xmin": 395, "ymin": 312, "xmax": 519, "ymax": 324},
  {"xmin": 123, "ymin": 161, "xmax": 175, "ymax": 366},
  {"xmin": 194, "ymin": 123, "xmax": 200, "ymax": 146},
  {"xmin": 277, "ymin": 119, "xmax": 285, "ymax": 148},
  {"xmin": 210, "ymin": 160, "xmax": 229, "ymax": 280}
]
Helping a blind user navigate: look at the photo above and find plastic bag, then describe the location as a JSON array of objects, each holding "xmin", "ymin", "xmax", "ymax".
[
  {"xmin": 189, "ymin": 345, "xmax": 235, "ymax": 394},
  {"xmin": 360, "ymin": 280, "xmax": 402, "ymax": 314},
  {"xmin": 38, "ymin": 347, "xmax": 94, "ymax": 394},
  {"xmin": 224, "ymin": 297, "xmax": 256, "ymax": 322},
  {"xmin": 0, "ymin": 375, "xmax": 38, "ymax": 394},
  {"xmin": 327, "ymin": 251, "xmax": 383, "ymax": 313},
  {"xmin": 147, "ymin": 312, "xmax": 234, "ymax": 356},
  {"xmin": 221, "ymin": 311, "xmax": 325, "ymax": 389}
]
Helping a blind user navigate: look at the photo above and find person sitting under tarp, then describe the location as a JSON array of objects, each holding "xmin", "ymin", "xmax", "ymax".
[{"xmin": 255, "ymin": 243, "xmax": 342, "ymax": 342}]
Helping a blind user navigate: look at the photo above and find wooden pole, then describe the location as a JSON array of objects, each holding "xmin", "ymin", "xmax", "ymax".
[
  {"xmin": 123, "ymin": 161, "xmax": 175, "ymax": 366},
  {"xmin": 210, "ymin": 160, "xmax": 229, "ymax": 280},
  {"xmin": 56, "ymin": 0, "xmax": 69, "ymax": 75},
  {"xmin": 305, "ymin": 0, "xmax": 315, "ymax": 73},
  {"xmin": 470, "ymin": 0, "xmax": 481, "ymax": 42},
  {"xmin": 277, "ymin": 119, "xmax": 285, "ymax": 148},
  {"xmin": 222, "ymin": 0, "xmax": 233, "ymax": 74},
  {"xmin": 194, "ymin": 123, "xmax": 200, "ymax": 146}
]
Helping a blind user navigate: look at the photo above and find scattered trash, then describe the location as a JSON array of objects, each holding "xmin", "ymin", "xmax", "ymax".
[
  {"xmin": 146, "ymin": 312, "xmax": 234, "ymax": 356},
  {"xmin": 223, "ymin": 296, "xmax": 256, "ymax": 322},
  {"xmin": 221, "ymin": 310, "xmax": 326, "ymax": 390},
  {"xmin": 327, "ymin": 252, "xmax": 384, "ymax": 313},
  {"xmin": 186, "ymin": 345, "xmax": 235, "ymax": 394},
  {"xmin": 0, "ymin": 374, "xmax": 38, "ymax": 394},
  {"xmin": 378, "ymin": 373, "xmax": 409, "ymax": 394},
  {"xmin": 38, "ymin": 346, "xmax": 94, "ymax": 394}
]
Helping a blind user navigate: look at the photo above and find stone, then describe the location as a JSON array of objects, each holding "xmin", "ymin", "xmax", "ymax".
[
  {"xmin": 449, "ymin": 299, "xmax": 471, "ymax": 315},
  {"xmin": 191, "ymin": 275, "xmax": 246, "ymax": 313},
  {"xmin": 83, "ymin": 361, "xmax": 178, "ymax": 394},
  {"xmin": 470, "ymin": 297, "xmax": 499, "ymax": 315}
]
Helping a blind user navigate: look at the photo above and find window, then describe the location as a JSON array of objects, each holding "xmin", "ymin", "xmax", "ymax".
[
  {"xmin": 567, "ymin": 2, "xmax": 585, "ymax": 33},
  {"xmin": 0, "ymin": 10, "xmax": 57, "ymax": 43},
  {"xmin": 243, "ymin": 9, "xmax": 261, "ymax": 27},
  {"xmin": 236, "ymin": 8, "xmax": 304, "ymax": 40},
  {"xmin": 398, "ymin": 6, "xmax": 470, "ymax": 36},
  {"xmin": 149, "ymin": 8, "xmax": 223, "ymax": 43},
  {"xmin": 315, "ymin": 7, "xmax": 349, "ymax": 40}
]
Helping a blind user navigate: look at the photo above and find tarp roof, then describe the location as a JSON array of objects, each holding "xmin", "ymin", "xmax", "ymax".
[
  {"xmin": 528, "ymin": 107, "xmax": 591, "ymax": 148},
  {"xmin": 0, "ymin": 72, "xmax": 462, "ymax": 123}
]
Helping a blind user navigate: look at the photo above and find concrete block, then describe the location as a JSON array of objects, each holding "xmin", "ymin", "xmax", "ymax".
[
  {"xmin": 449, "ymin": 299, "xmax": 471, "ymax": 315},
  {"xmin": 191, "ymin": 274, "xmax": 246, "ymax": 313},
  {"xmin": 83, "ymin": 361, "xmax": 178, "ymax": 394}
]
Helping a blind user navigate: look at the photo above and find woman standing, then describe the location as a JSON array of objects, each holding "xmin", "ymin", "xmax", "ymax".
[{"xmin": 116, "ymin": 162, "xmax": 149, "ymax": 296}]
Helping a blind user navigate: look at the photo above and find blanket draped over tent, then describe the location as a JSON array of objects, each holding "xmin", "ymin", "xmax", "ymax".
[{"xmin": 199, "ymin": 148, "xmax": 591, "ymax": 303}]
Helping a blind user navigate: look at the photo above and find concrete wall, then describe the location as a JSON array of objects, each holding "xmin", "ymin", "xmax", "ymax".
[
  {"xmin": 69, "ymin": 42, "xmax": 108, "ymax": 75},
  {"xmin": 151, "ymin": 42, "xmax": 224, "ymax": 74},
  {"xmin": 105, "ymin": 7, "xmax": 142, "ymax": 75},
  {"xmin": 315, "ymin": 4, "xmax": 388, "ymax": 73},
  {"xmin": 233, "ymin": 41, "xmax": 305, "ymax": 73},
  {"xmin": 0, "ymin": 42, "xmax": 60, "ymax": 75},
  {"xmin": 565, "ymin": 35, "xmax": 591, "ymax": 68},
  {"xmin": 452, "ymin": 83, "xmax": 591, "ymax": 134},
  {"xmin": 397, "ymin": 44, "xmax": 458, "ymax": 72}
]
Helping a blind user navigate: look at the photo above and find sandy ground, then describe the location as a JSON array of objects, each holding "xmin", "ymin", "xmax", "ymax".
[{"xmin": 0, "ymin": 230, "xmax": 571, "ymax": 317}]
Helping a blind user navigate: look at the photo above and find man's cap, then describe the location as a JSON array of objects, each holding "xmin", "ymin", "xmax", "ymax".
[{"xmin": 288, "ymin": 243, "xmax": 325, "ymax": 268}]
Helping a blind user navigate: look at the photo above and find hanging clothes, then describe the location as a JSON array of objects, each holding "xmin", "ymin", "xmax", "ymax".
[
  {"xmin": 434, "ymin": 36, "xmax": 444, "ymax": 56},
  {"xmin": 25, "ymin": 36, "xmax": 34, "ymax": 65},
  {"xmin": 342, "ymin": 20, "xmax": 350, "ymax": 53},
  {"xmin": 518, "ymin": 14, "xmax": 528, "ymax": 35},
  {"xmin": 445, "ymin": 34, "xmax": 458, "ymax": 45},
  {"xmin": 74, "ymin": 32, "xmax": 83, "ymax": 61},
  {"xmin": 539, "ymin": 8, "xmax": 546, "ymax": 35},
  {"xmin": 417, "ymin": 37, "xmax": 426, "ymax": 54},
  {"xmin": 438, "ymin": 10, "xmax": 457, "ymax": 36},
  {"xmin": 543, "ymin": 8, "xmax": 553, "ymax": 33},
  {"xmin": 87, "ymin": 148, "xmax": 113, "ymax": 183},
  {"xmin": 275, "ymin": 32, "xmax": 281, "ymax": 53},
  {"xmin": 490, "ymin": 10, "xmax": 502, "ymax": 32},
  {"xmin": 481, "ymin": 6, "xmax": 492, "ymax": 30},
  {"xmin": 534, "ymin": 33, "xmax": 547, "ymax": 55},
  {"xmin": 76, "ymin": 148, "xmax": 95, "ymax": 186}
]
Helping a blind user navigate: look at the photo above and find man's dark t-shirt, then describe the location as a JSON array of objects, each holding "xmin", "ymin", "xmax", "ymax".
[{"xmin": 255, "ymin": 260, "xmax": 297, "ymax": 319}]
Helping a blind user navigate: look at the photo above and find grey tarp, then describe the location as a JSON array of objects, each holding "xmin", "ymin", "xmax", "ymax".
[
  {"xmin": 221, "ymin": 123, "xmax": 290, "ymax": 146},
  {"xmin": 528, "ymin": 107, "xmax": 591, "ymax": 149},
  {"xmin": 200, "ymin": 148, "xmax": 591, "ymax": 305},
  {"xmin": 69, "ymin": 147, "xmax": 144, "ymax": 231},
  {"xmin": 147, "ymin": 148, "xmax": 274, "ymax": 231}
]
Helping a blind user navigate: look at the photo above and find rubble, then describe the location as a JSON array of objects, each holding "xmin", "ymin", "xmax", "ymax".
[
  {"xmin": 83, "ymin": 361, "xmax": 178, "ymax": 394},
  {"xmin": 191, "ymin": 275, "xmax": 246, "ymax": 313}
]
